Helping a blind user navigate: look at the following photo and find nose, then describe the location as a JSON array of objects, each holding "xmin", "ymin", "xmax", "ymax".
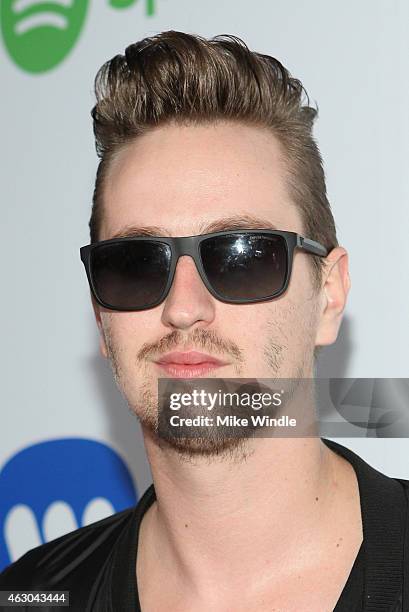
[{"xmin": 160, "ymin": 255, "xmax": 216, "ymax": 331}]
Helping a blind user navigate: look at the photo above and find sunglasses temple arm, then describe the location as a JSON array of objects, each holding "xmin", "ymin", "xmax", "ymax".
[{"xmin": 297, "ymin": 235, "xmax": 328, "ymax": 257}]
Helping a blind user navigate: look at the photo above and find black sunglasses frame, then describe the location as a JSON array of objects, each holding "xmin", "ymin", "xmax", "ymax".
[{"xmin": 80, "ymin": 229, "xmax": 328, "ymax": 312}]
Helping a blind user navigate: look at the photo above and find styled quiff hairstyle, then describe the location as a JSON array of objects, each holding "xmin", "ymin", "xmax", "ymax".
[{"xmin": 90, "ymin": 30, "xmax": 338, "ymax": 291}]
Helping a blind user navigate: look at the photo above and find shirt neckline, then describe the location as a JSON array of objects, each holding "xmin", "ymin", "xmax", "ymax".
[{"xmin": 322, "ymin": 438, "xmax": 406, "ymax": 610}]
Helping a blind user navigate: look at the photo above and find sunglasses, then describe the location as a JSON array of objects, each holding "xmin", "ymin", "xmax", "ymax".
[{"xmin": 80, "ymin": 229, "xmax": 328, "ymax": 312}]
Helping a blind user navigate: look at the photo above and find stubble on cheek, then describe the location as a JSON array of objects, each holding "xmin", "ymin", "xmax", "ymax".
[
  {"xmin": 263, "ymin": 291, "xmax": 320, "ymax": 378},
  {"xmin": 100, "ymin": 315, "xmax": 121, "ymax": 386},
  {"xmin": 99, "ymin": 314, "xmax": 143, "ymax": 414}
]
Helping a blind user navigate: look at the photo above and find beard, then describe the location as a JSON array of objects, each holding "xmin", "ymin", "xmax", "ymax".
[{"xmin": 102, "ymin": 310, "xmax": 318, "ymax": 463}]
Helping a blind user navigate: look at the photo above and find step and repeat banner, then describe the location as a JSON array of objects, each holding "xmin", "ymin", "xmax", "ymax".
[{"xmin": 1, "ymin": 0, "xmax": 408, "ymax": 571}]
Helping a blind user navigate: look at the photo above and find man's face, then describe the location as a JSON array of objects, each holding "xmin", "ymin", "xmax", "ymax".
[{"xmin": 95, "ymin": 121, "xmax": 324, "ymax": 456}]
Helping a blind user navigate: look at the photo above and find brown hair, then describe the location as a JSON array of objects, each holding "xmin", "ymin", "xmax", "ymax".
[{"xmin": 90, "ymin": 29, "xmax": 338, "ymax": 290}]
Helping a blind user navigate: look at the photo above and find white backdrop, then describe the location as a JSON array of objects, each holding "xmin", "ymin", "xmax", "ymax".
[{"xmin": 1, "ymin": 0, "xmax": 408, "ymax": 569}]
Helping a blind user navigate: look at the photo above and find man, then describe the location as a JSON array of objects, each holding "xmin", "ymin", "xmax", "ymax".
[{"xmin": 1, "ymin": 30, "xmax": 408, "ymax": 612}]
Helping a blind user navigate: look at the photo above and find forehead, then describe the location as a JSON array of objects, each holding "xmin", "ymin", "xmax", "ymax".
[{"xmin": 100, "ymin": 121, "xmax": 303, "ymax": 240}]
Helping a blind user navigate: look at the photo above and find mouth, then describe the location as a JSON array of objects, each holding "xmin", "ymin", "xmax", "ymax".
[{"xmin": 153, "ymin": 351, "xmax": 229, "ymax": 379}]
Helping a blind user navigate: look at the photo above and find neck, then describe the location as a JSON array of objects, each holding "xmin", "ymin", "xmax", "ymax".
[{"xmin": 139, "ymin": 430, "xmax": 350, "ymax": 591}]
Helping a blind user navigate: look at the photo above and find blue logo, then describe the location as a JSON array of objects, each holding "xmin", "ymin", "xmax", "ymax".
[{"xmin": 0, "ymin": 438, "xmax": 138, "ymax": 571}]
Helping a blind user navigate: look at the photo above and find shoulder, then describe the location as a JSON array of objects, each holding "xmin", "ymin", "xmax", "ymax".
[
  {"xmin": 394, "ymin": 476, "xmax": 409, "ymax": 496},
  {"xmin": 0, "ymin": 506, "xmax": 135, "ymax": 589}
]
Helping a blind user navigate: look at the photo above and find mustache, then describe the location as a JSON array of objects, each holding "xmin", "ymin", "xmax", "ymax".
[{"xmin": 137, "ymin": 328, "xmax": 244, "ymax": 363}]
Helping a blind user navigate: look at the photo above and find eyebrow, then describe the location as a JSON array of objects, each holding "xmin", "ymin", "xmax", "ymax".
[{"xmin": 109, "ymin": 214, "xmax": 278, "ymax": 239}]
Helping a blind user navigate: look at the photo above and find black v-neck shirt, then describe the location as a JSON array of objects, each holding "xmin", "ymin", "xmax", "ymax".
[
  {"xmin": 1, "ymin": 438, "xmax": 407, "ymax": 611},
  {"xmin": 334, "ymin": 539, "xmax": 365, "ymax": 611}
]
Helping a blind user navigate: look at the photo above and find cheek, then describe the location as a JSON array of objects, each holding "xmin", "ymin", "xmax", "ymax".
[
  {"xmin": 100, "ymin": 311, "xmax": 150, "ymax": 358},
  {"xmin": 279, "ymin": 255, "xmax": 320, "ymax": 327},
  {"xmin": 220, "ymin": 255, "xmax": 316, "ymax": 336},
  {"xmin": 242, "ymin": 294, "xmax": 319, "ymax": 356}
]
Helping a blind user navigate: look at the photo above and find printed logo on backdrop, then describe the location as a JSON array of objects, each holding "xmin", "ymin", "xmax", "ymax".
[
  {"xmin": 0, "ymin": 438, "xmax": 138, "ymax": 571},
  {"xmin": 0, "ymin": 0, "xmax": 156, "ymax": 74}
]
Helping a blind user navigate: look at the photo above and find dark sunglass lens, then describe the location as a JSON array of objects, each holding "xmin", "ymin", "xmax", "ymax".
[
  {"xmin": 90, "ymin": 241, "xmax": 171, "ymax": 309},
  {"xmin": 200, "ymin": 234, "xmax": 288, "ymax": 300}
]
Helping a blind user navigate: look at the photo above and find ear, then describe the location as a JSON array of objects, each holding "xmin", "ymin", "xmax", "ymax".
[
  {"xmin": 91, "ymin": 294, "xmax": 108, "ymax": 359},
  {"xmin": 315, "ymin": 247, "xmax": 351, "ymax": 347}
]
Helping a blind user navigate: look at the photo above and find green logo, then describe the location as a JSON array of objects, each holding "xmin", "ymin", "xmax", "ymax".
[{"xmin": 0, "ymin": 0, "xmax": 155, "ymax": 74}]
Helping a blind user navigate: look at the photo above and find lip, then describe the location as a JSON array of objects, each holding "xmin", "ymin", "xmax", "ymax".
[{"xmin": 153, "ymin": 351, "xmax": 229, "ymax": 379}]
